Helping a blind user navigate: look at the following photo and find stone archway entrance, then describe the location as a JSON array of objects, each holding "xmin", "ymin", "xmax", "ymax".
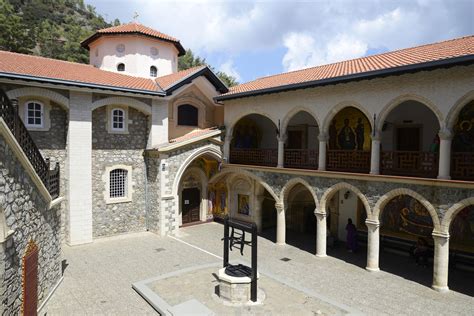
[{"xmin": 181, "ymin": 187, "xmax": 201, "ymax": 225}]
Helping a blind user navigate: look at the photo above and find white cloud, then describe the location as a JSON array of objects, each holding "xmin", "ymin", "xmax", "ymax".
[{"xmin": 218, "ymin": 59, "xmax": 241, "ymax": 82}]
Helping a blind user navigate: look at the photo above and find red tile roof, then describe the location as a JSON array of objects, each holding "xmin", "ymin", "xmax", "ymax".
[
  {"xmin": 155, "ymin": 66, "xmax": 206, "ymax": 90},
  {"xmin": 168, "ymin": 127, "xmax": 220, "ymax": 144},
  {"xmin": 0, "ymin": 50, "xmax": 162, "ymax": 94},
  {"xmin": 81, "ymin": 22, "xmax": 185, "ymax": 55},
  {"xmin": 221, "ymin": 35, "xmax": 474, "ymax": 99}
]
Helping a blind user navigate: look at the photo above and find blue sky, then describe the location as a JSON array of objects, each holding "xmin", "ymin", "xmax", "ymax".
[{"xmin": 87, "ymin": 0, "xmax": 473, "ymax": 83}]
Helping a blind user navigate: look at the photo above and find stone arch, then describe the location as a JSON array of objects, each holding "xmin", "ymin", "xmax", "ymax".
[
  {"xmin": 377, "ymin": 94, "xmax": 444, "ymax": 133},
  {"xmin": 171, "ymin": 145, "xmax": 222, "ymax": 197},
  {"xmin": 321, "ymin": 101, "xmax": 373, "ymax": 135},
  {"xmin": 178, "ymin": 166, "xmax": 209, "ymax": 222},
  {"xmin": 445, "ymin": 90, "xmax": 474, "ymax": 130},
  {"xmin": 209, "ymin": 167, "xmax": 281, "ymax": 204},
  {"xmin": 6, "ymin": 87, "xmax": 69, "ymax": 110},
  {"xmin": 320, "ymin": 182, "xmax": 371, "ymax": 218},
  {"xmin": 373, "ymin": 188, "xmax": 441, "ymax": 231},
  {"xmin": 281, "ymin": 107, "xmax": 321, "ymax": 136},
  {"xmin": 280, "ymin": 177, "xmax": 318, "ymax": 209},
  {"xmin": 91, "ymin": 97, "xmax": 151, "ymax": 115},
  {"xmin": 440, "ymin": 197, "xmax": 474, "ymax": 234},
  {"xmin": 227, "ymin": 111, "xmax": 278, "ymax": 137},
  {"xmin": 173, "ymin": 95, "xmax": 207, "ymax": 127}
]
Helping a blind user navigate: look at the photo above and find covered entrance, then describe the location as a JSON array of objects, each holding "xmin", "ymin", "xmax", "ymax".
[{"xmin": 181, "ymin": 187, "xmax": 201, "ymax": 225}]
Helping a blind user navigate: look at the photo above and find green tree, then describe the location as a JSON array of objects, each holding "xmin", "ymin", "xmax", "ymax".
[{"xmin": 0, "ymin": 0, "xmax": 35, "ymax": 53}]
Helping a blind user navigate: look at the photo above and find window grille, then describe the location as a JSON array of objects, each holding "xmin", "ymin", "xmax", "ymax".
[
  {"xmin": 110, "ymin": 169, "xmax": 127, "ymax": 198},
  {"xmin": 150, "ymin": 66, "xmax": 158, "ymax": 77},
  {"xmin": 112, "ymin": 108, "xmax": 124, "ymax": 131},
  {"xmin": 25, "ymin": 102, "xmax": 43, "ymax": 127}
]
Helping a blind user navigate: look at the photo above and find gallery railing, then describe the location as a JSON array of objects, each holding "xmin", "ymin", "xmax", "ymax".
[
  {"xmin": 284, "ymin": 149, "xmax": 318, "ymax": 169},
  {"xmin": 327, "ymin": 150, "xmax": 370, "ymax": 173},
  {"xmin": 0, "ymin": 89, "xmax": 60, "ymax": 198},
  {"xmin": 451, "ymin": 152, "xmax": 474, "ymax": 181},
  {"xmin": 381, "ymin": 151, "xmax": 438, "ymax": 178},
  {"xmin": 229, "ymin": 148, "xmax": 278, "ymax": 167}
]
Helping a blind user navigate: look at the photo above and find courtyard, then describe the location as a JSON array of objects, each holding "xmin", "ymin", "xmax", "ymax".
[{"xmin": 44, "ymin": 222, "xmax": 473, "ymax": 315}]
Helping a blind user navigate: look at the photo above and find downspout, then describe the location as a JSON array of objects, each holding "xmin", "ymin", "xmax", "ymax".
[{"xmin": 144, "ymin": 155, "xmax": 149, "ymax": 231}]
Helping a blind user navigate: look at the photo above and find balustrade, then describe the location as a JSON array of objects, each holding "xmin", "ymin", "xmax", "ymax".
[
  {"xmin": 284, "ymin": 149, "xmax": 318, "ymax": 169},
  {"xmin": 327, "ymin": 150, "xmax": 370, "ymax": 173},
  {"xmin": 381, "ymin": 151, "xmax": 438, "ymax": 178},
  {"xmin": 229, "ymin": 148, "xmax": 278, "ymax": 167},
  {"xmin": 451, "ymin": 152, "xmax": 474, "ymax": 181},
  {"xmin": 0, "ymin": 90, "xmax": 60, "ymax": 198}
]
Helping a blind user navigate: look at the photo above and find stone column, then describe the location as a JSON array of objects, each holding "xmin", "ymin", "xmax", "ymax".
[
  {"xmin": 437, "ymin": 129, "xmax": 452, "ymax": 180},
  {"xmin": 68, "ymin": 91, "xmax": 93, "ymax": 245},
  {"xmin": 318, "ymin": 133, "xmax": 328, "ymax": 171},
  {"xmin": 315, "ymin": 210, "xmax": 327, "ymax": 257},
  {"xmin": 432, "ymin": 231, "xmax": 450, "ymax": 292},
  {"xmin": 253, "ymin": 195, "xmax": 265, "ymax": 233},
  {"xmin": 147, "ymin": 99, "xmax": 169, "ymax": 149},
  {"xmin": 277, "ymin": 134, "xmax": 286, "ymax": 168},
  {"xmin": 223, "ymin": 135, "xmax": 233, "ymax": 163},
  {"xmin": 275, "ymin": 203, "xmax": 286, "ymax": 245},
  {"xmin": 365, "ymin": 219, "xmax": 380, "ymax": 271},
  {"xmin": 370, "ymin": 133, "xmax": 381, "ymax": 175}
]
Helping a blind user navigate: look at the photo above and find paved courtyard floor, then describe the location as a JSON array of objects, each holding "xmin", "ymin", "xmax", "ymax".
[{"xmin": 45, "ymin": 222, "xmax": 473, "ymax": 315}]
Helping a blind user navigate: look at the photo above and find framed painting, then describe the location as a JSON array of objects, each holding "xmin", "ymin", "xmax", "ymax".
[{"xmin": 237, "ymin": 194, "xmax": 250, "ymax": 216}]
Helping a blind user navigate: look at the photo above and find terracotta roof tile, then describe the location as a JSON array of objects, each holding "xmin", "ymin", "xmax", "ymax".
[
  {"xmin": 155, "ymin": 66, "xmax": 206, "ymax": 90},
  {"xmin": 0, "ymin": 50, "xmax": 162, "ymax": 93},
  {"xmin": 223, "ymin": 35, "xmax": 474, "ymax": 98},
  {"xmin": 168, "ymin": 127, "xmax": 220, "ymax": 144}
]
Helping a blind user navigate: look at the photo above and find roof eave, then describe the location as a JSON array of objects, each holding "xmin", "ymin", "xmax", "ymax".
[
  {"xmin": 215, "ymin": 55, "xmax": 474, "ymax": 101},
  {"xmin": 0, "ymin": 72, "xmax": 166, "ymax": 96},
  {"xmin": 165, "ymin": 67, "xmax": 229, "ymax": 96}
]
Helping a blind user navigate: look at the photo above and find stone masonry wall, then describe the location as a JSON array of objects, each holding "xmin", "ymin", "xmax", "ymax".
[
  {"xmin": 91, "ymin": 107, "xmax": 148, "ymax": 237},
  {"xmin": 0, "ymin": 135, "xmax": 62, "ymax": 314}
]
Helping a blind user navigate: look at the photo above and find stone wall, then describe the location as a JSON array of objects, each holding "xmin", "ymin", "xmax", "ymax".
[
  {"xmin": 91, "ymin": 107, "xmax": 148, "ymax": 237},
  {"xmin": 0, "ymin": 135, "xmax": 62, "ymax": 314}
]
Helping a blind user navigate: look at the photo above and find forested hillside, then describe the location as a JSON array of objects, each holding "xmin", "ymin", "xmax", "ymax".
[{"xmin": 0, "ymin": 0, "xmax": 237, "ymax": 86}]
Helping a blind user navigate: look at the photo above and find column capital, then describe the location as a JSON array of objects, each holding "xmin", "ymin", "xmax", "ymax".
[
  {"xmin": 432, "ymin": 230, "xmax": 450, "ymax": 240},
  {"xmin": 277, "ymin": 134, "xmax": 287, "ymax": 143},
  {"xmin": 314, "ymin": 210, "xmax": 327, "ymax": 218},
  {"xmin": 365, "ymin": 219, "xmax": 380, "ymax": 228},
  {"xmin": 371, "ymin": 133, "xmax": 381, "ymax": 142},
  {"xmin": 438, "ymin": 128, "xmax": 453, "ymax": 141},
  {"xmin": 318, "ymin": 133, "xmax": 329, "ymax": 142},
  {"xmin": 275, "ymin": 202, "xmax": 284, "ymax": 212}
]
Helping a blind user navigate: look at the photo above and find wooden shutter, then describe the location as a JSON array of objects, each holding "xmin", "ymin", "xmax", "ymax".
[{"xmin": 22, "ymin": 240, "xmax": 38, "ymax": 316}]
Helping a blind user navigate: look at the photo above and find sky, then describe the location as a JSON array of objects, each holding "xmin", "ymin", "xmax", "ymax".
[{"xmin": 86, "ymin": 0, "xmax": 473, "ymax": 83}]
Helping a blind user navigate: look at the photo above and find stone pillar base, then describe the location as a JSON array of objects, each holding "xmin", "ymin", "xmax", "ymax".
[
  {"xmin": 432, "ymin": 285, "xmax": 449, "ymax": 293},
  {"xmin": 217, "ymin": 268, "xmax": 261, "ymax": 304},
  {"xmin": 365, "ymin": 267, "xmax": 380, "ymax": 272},
  {"xmin": 315, "ymin": 254, "xmax": 327, "ymax": 258}
]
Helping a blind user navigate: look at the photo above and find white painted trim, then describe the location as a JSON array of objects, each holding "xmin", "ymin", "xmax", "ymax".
[
  {"xmin": 107, "ymin": 105, "xmax": 129, "ymax": 134},
  {"xmin": 103, "ymin": 164, "xmax": 133, "ymax": 204},
  {"xmin": 23, "ymin": 100, "xmax": 46, "ymax": 129},
  {"xmin": 48, "ymin": 196, "xmax": 65, "ymax": 209},
  {"xmin": 37, "ymin": 276, "xmax": 64, "ymax": 314},
  {"xmin": 92, "ymin": 96, "xmax": 151, "ymax": 115},
  {"xmin": 0, "ymin": 118, "xmax": 52, "ymax": 202},
  {"xmin": 6, "ymin": 86, "xmax": 69, "ymax": 110}
]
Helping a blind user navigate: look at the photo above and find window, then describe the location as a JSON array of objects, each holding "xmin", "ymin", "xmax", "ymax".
[
  {"xmin": 177, "ymin": 104, "xmax": 198, "ymax": 126},
  {"xmin": 109, "ymin": 169, "xmax": 128, "ymax": 198},
  {"xmin": 25, "ymin": 101, "xmax": 43, "ymax": 127},
  {"xmin": 150, "ymin": 66, "xmax": 158, "ymax": 77},
  {"xmin": 111, "ymin": 108, "xmax": 125, "ymax": 131},
  {"xmin": 117, "ymin": 63, "xmax": 125, "ymax": 72}
]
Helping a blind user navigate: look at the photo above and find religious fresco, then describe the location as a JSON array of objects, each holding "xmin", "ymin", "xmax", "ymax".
[
  {"xmin": 452, "ymin": 101, "xmax": 474, "ymax": 152},
  {"xmin": 232, "ymin": 117, "xmax": 261, "ymax": 149},
  {"xmin": 328, "ymin": 107, "xmax": 371, "ymax": 151},
  {"xmin": 208, "ymin": 181, "xmax": 228, "ymax": 218},
  {"xmin": 237, "ymin": 194, "xmax": 250, "ymax": 216},
  {"xmin": 381, "ymin": 195, "xmax": 433, "ymax": 239},
  {"xmin": 189, "ymin": 157, "xmax": 219, "ymax": 179},
  {"xmin": 450, "ymin": 206, "xmax": 474, "ymax": 251}
]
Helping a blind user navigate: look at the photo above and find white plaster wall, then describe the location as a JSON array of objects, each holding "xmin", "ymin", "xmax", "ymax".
[
  {"xmin": 224, "ymin": 66, "xmax": 474, "ymax": 136},
  {"xmin": 381, "ymin": 101, "xmax": 440, "ymax": 151},
  {"xmin": 337, "ymin": 193, "xmax": 358, "ymax": 240},
  {"xmin": 89, "ymin": 35, "xmax": 178, "ymax": 78}
]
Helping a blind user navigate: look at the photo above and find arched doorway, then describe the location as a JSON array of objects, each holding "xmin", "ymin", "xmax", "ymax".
[
  {"xmin": 448, "ymin": 205, "xmax": 474, "ymax": 295},
  {"xmin": 379, "ymin": 195, "xmax": 434, "ymax": 287},
  {"xmin": 285, "ymin": 184, "xmax": 316, "ymax": 253},
  {"xmin": 284, "ymin": 111, "xmax": 319, "ymax": 169},
  {"xmin": 380, "ymin": 100, "xmax": 441, "ymax": 178},
  {"xmin": 451, "ymin": 100, "xmax": 474, "ymax": 181},
  {"xmin": 325, "ymin": 188, "xmax": 369, "ymax": 267},
  {"xmin": 230, "ymin": 114, "xmax": 278, "ymax": 167},
  {"xmin": 327, "ymin": 106, "xmax": 372, "ymax": 173}
]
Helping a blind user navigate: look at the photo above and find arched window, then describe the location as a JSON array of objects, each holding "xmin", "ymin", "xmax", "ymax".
[
  {"xmin": 177, "ymin": 104, "xmax": 198, "ymax": 126},
  {"xmin": 24, "ymin": 101, "xmax": 44, "ymax": 128},
  {"xmin": 117, "ymin": 63, "xmax": 125, "ymax": 72},
  {"xmin": 111, "ymin": 108, "xmax": 125, "ymax": 131},
  {"xmin": 109, "ymin": 169, "xmax": 128, "ymax": 198},
  {"xmin": 150, "ymin": 66, "xmax": 158, "ymax": 77}
]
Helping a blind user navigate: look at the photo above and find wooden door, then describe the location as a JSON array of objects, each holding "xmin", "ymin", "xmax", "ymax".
[
  {"xmin": 182, "ymin": 188, "xmax": 201, "ymax": 224},
  {"xmin": 396, "ymin": 127, "xmax": 421, "ymax": 151},
  {"xmin": 23, "ymin": 241, "xmax": 39, "ymax": 316}
]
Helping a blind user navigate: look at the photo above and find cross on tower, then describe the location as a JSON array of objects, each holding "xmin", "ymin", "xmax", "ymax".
[{"xmin": 133, "ymin": 12, "xmax": 139, "ymax": 22}]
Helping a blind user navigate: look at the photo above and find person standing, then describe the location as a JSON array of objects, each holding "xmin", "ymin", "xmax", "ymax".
[{"xmin": 346, "ymin": 218, "xmax": 358, "ymax": 252}]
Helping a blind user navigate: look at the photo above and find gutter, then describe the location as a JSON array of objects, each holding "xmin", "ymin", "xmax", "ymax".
[
  {"xmin": 0, "ymin": 72, "xmax": 166, "ymax": 97},
  {"xmin": 215, "ymin": 55, "xmax": 474, "ymax": 101},
  {"xmin": 165, "ymin": 67, "xmax": 229, "ymax": 95}
]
